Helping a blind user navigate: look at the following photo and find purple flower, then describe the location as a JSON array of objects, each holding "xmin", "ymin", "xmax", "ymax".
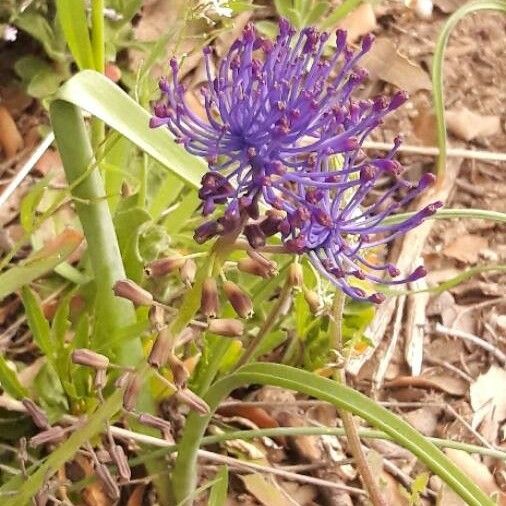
[{"xmin": 151, "ymin": 20, "xmax": 442, "ymax": 302}]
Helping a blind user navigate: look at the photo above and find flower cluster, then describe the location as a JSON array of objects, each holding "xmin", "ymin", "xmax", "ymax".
[{"xmin": 151, "ymin": 20, "xmax": 442, "ymax": 302}]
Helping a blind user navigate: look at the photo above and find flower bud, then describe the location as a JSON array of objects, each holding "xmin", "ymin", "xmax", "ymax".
[
  {"xmin": 110, "ymin": 444, "xmax": 131, "ymax": 483},
  {"xmin": 180, "ymin": 258, "xmax": 197, "ymax": 286},
  {"xmin": 176, "ymin": 388, "xmax": 210, "ymax": 414},
  {"xmin": 207, "ymin": 318, "xmax": 244, "ymax": 337},
  {"xmin": 22, "ymin": 398, "xmax": 49, "ymax": 429},
  {"xmin": 148, "ymin": 330, "xmax": 171, "ymax": 368},
  {"xmin": 238, "ymin": 258, "xmax": 275, "ymax": 278},
  {"xmin": 303, "ymin": 286, "xmax": 322, "ymax": 314},
  {"xmin": 113, "ymin": 279, "xmax": 153, "ymax": 306},
  {"xmin": 122, "ymin": 373, "xmax": 141, "ymax": 411},
  {"xmin": 175, "ymin": 326, "xmax": 198, "ymax": 347},
  {"xmin": 244, "ymin": 224, "xmax": 266, "ymax": 248},
  {"xmin": 167, "ymin": 352, "xmax": 189, "ymax": 387},
  {"xmin": 201, "ymin": 277, "xmax": 219, "ymax": 318},
  {"xmin": 138, "ymin": 413, "xmax": 174, "ymax": 442},
  {"xmin": 288, "ymin": 263, "xmax": 303, "ymax": 288},
  {"xmin": 146, "ymin": 255, "xmax": 185, "ymax": 277},
  {"xmin": 223, "ymin": 280, "xmax": 253, "ymax": 319},
  {"xmin": 29, "ymin": 426, "xmax": 66, "ymax": 447},
  {"xmin": 72, "ymin": 348, "xmax": 109, "ymax": 369},
  {"xmin": 94, "ymin": 368, "xmax": 107, "ymax": 389},
  {"xmin": 96, "ymin": 463, "xmax": 120, "ymax": 500}
]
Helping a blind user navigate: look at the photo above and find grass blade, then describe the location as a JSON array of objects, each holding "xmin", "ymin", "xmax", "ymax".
[
  {"xmin": 173, "ymin": 363, "xmax": 495, "ymax": 506},
  {"xmin": 432, "ymin": 0, "xmax": 506, "ymax": 178},
  {"xmin": 0, "ymin": 355, "xmax": 28, "ymax": 399},
  {"xmin": 0, "ymin": 229, "xmax": 82, "ymax": 301},
  {"xmin": 55, "ymin": 0, "xmax": 95, "ymax": 70}
]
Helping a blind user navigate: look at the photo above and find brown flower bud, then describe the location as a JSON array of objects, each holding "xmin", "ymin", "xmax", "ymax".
[
  {"xmin": 201, "ymin": 277, "xmax": 219, "ymax": 318},
  {"xmin": 110, "ymin": 444, "xmax": 131, "ymax": 483},
  {"xmin": 22, "ymin": 398, "xmax": 49, "ymax": 429},
  {"xmin": 238, "ymin": 258, "xmax": 274, "ymax": 278},
  {"xmin": 288, "ymin": 263, "xmax": 303, "ymax": 288},
  {"xmin": 148, "ymin": 330, "xmax": 171, "ymax": 368},
  {"xmin": 223, "ymin": 280, "xmax": 253, "ymax": 319},
  {"xmin": 167, "ymin": 352, "xmax": 189, "ymax": 387},
  {"xmin": 175, "ymin": 326, "xmax": 198, "ymax": 347},
  {"xmin": 113, "ymin": 279, "xmax": 153, "ymax": 306},
  {"xmin": 207, "ymin": 318, "xmax": 244, "ymax": 337},
  {"xmin": 122, "ymin": 373, "xmax": 141, "ymax": 411},
  {"xmin": 138, "ymin": 413, "xmax": 174, "ymax": 442},
  {"xmin": 94, "ymin": 368, "xmax": 108, "ymax": 389},
  {"xmin": 96, "ymin": 463, "xmax": 120, "ymax": 500},
  {"xmin": 146, "ymin": 255, "xmax": 185, "ymax": 277},
  {"xmin": 115, "ymin": 370, "xmax": 130, "ymax": 389},
  {"xmin": 71, "ymin": 348, "xmax": 109, "ymax": 369},
  {"xmin": 303, "ymin": 286, "xmax": 322, "ymax": 314},
  {"xmin": 29, "ymin": 426, "xmax": 66, "ymax": 447},
  {"xmin": 176, "ymin": 388, "xmax": 210, "ymax": 414},
  {"xmin": 180, "ymin": 258, "xmax": 197, "ymax": 286},
  {"xmin": 244, "ymin": 223, "xmax": 266, "ymax": 248}
]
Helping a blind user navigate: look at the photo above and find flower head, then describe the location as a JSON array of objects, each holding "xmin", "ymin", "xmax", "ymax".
[{"xmin": 151, "ymin": 20, "xmax": 442, "ymax": 302}]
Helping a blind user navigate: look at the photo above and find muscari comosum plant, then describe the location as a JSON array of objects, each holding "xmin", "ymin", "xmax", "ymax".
[
  {"xmin": 146, "ymin": 19, "xmax": 492, "ymax": 505},
  {"xmin": 27, "ymin": 17, "xmax": 496, "ymax": 506}
]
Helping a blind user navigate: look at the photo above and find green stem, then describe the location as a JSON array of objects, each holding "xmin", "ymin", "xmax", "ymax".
[
  {"xmin": 90, "ymin": 0, "xmax": 105, "ymax": 154},
  {"xmin": 237, "ymin": 279, "xmax": 291, "ymax": 367},
  {"xmin": 330, "ymin": 293, "xmax": 386, "ymax": 506},
  {"xmin": 172, "ymin": 363, "xmax": 494, "ymax": 506}
]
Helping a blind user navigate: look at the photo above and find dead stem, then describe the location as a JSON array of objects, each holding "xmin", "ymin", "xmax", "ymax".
[{"xmin": 330, "ymin": 291, "xmax": 387, "ymax": 506}]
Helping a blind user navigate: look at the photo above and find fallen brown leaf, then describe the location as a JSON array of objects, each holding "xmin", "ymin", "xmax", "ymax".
[
  {"xmin": 443, "ymin": 234, "xmax": 488, "ymax": 264},
  {"xmin": 360, "ymin": 38, "xmax": 431, "ymax": 93},
  {"xmin": 338, "ymin": 3, "xmax": 376, "ymax": 42},
  {"xmin": 385, "ymin": 374, "xmax": 467, "ymax": 396},
  {"xmin": 446, "ymin": 107, "xmax": 501, "ymax": 141},
  {"xmin": 470, "ymin": 366, "xmax": 506, "ymax": 442},
  {"xmin": 0, "ymin": 105, "xmax": 24, "ymax": 158},
  {"xmin": 126, "ymin": 485, "xmax": 145, "ymax": 506},
  {"xmin": 445, "ymin": 449, "xmax": 506, "ymax": 504},
  {"xmin": 217, "ymin": 405, "xmax": 279, "ymax": 430}
]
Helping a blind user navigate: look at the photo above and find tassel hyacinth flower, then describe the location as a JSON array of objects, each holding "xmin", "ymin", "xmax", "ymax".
[{"xmin": 151, "ymin": 20, "xmax": 442, "ymax": 302}]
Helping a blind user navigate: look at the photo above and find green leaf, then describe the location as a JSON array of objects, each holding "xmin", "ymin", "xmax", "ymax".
[
  {"xmin": 173, "ymin": 363, "xmax": 495, "ymax": 506},
  {"xmin": 208, "ymin": 466, "xmax": 228, "ymax": 506},
  {"xmin": 0, "ymin": 390, "xmax": 122, "ymax": 505},
  {"xmin": 305, "ymin": 1, "xmax": 330, "ymax": 25},
  {"xmin": 54, "ymin": 71, "xmax": 207, "ymax": 188},
  {"xmin": 21, "ymin": 287, "xmax": 53, "ymax": 358},
  {"xmin": 0, "ymin": 229, "xmax": 83, "ymax": 302},
  {"xmin": 15, "ymin": 9, "xmax": 65, "ymax": 62},
  {"xmin": 55, "ymin": 0, "xmax": 95, "ymax": 70},
  {"xmin": 28, "ymin": 69, "xmax": 64, "ymax": 99},
  {"xmin": 0, "ymin": 355, "xmax": 28, "ymax": 399},
  {"xmin": 432, "ymin": 0, "xmax": 506, "ymax": 178},
  {"xmin": 19, "ymin": 175, "xmax": 52, "ymax": 232}
]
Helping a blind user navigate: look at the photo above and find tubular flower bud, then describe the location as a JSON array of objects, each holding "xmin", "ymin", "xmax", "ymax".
[
  {"xmin": 122, "ymin": 373, "xmax": 141, "ymax": 412},
  {"xmin": 208, "ymin": 318, "xmax": 244, "ymax": 337},
  {"xmin": 167, "ymin": 352, "xmax": 190, "ymax": 387},
  {"xmin": 303, "ymin": 286, "xmax": 322, "ymax": 315},
  {"xmin": 148, "ymin": 330, "xmax": 172, "ymax": 368},
  {"xmin": 138, "ymin": 413, "xmax": 174, "ymax": 442},
  {"xmin": 113, "ymin": 279, "xmax": 153, "ymax": 306},
  {"xmin": 110, "ymin": 444, "xmax": 131, "ymax": 483},
  {"xmin": 223, "ymin": 280, "xmax": 254, "ymax": 319},
  {"xmin": 22, "ymin": 398, "xmax": 49, "ymax": 429},
  {"xmin": 201, "ymin": 277, "xmax": 219, "ymax": 318},
  {"xmin": 152, "ymin": 21, "xmax": 440, "ymax": 302},
  {"xmin": 146, "ymin": 255, "xmax": 185, "ymax": 277},
  {"xmin": 238, "ymin": 258, "xmax": 275, "ymax": 278},
  {"xmin": 180, "ymin": 258, "xmax": 197, "ymax": 286},
  {"xmin": 96, "ymin": 463, "xmax": 120, "ymax": 500},
  {"xmin": 288, "ymin": 263, "xmax": 303, "ymax": 288},
  {"xmin": 71, "ymin": 348, "xmax": 109, "ymax": 369},
  {"xmin": 29, "ymin": 426, "xmax": 66, "ymax": 448},
  {"xmin": 176, "ymin": 388, "xmax": 211, "ymax": 414}
]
